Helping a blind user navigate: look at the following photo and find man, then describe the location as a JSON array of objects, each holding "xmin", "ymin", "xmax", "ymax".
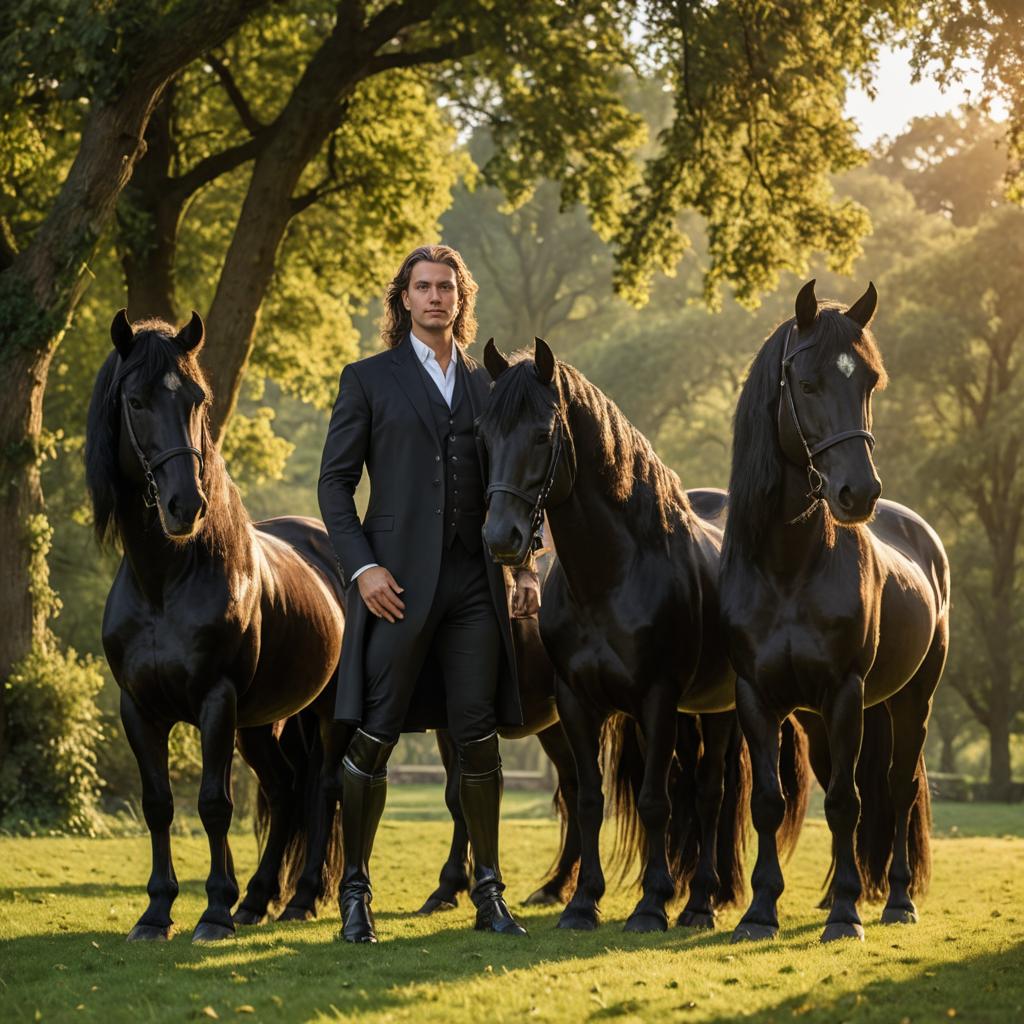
[{"xmin": 318, "ymin": 244, "xmax": 529, "ymax": 943}]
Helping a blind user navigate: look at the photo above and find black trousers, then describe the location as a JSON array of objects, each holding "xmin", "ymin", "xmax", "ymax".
[{"xmin": 360, "ymin": 536, "xmax": 500, "ymax": 744}]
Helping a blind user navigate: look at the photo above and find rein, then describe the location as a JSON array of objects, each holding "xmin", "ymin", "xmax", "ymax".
[
  {"xmin": 779, "ymin": 321, "xmax": 875, "ymax": 523},
  {"xmin": 118, "ymin": 381, "xmax": 205, "ymax": 509},
  {"xmin": 485, "ymin": 412, "xmax": 575, "ymax": 553}
]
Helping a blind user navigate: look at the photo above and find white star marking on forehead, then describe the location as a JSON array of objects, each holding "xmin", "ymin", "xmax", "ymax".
[
  {"xmin": 836, "ymin": 353, "xmax": 856, "ymax": 379},
  {"xmin": 162, "ymin": 371, "xmax": 182, "ymax": 392}
]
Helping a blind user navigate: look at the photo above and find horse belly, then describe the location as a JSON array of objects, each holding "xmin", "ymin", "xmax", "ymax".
[{"xmin": 863, "ymin": 579, "xmax": 937, "ymax": 706}]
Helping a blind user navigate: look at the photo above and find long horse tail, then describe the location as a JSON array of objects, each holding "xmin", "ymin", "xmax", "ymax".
[
  {"xmin": 252, "ymin": 709, "xmax": 342, "ymax": 910},
  {"xmin": 603, "ymin": 712, "xmax": 650, "ymax": 888},
  {"xmin": 603, "ymin": 712, "xmax": 720, "ymax": 899},
  {"xmin": 907, "ymin": 754, "xmax": 932, "ymax": 897},
  {"xmin": 777, "ymin": 715, "xmax": 812, "ymax": 859},
  {"xmin": 709, "ymin": 715, "xmax": 750, "ymax": 907}
]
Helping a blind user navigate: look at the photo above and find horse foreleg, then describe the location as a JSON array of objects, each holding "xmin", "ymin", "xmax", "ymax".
[
  {"xmin": 883, "ymin": 628, "xmax": 945, "ymax": 925},
  {"xmin": 624, "ymin": 689, "xmax": 679, "ymax": 933},
  {"xmin": 233, "ymin": 723, "xmax": 298, "ymax": 925},
  {"xmin": 279, "ymin": 717, "xmax": 348, "ymax": 921},
  {"xmin": 677, "ymin": 711, "xmax": 733, "ymax": 930},
  {"xmin": 732, "ymin": 678, "xmax": 789, "ymax": 943},
  {"xmin": 416, "ymin": 728, "xmax": 470, "ymax": 914},
  {"xmin": 192, "ymin": 680, "xmax": 239, "ymax": 943},
  {"xmin": 555, "ymin": 679, "xmax": 607, "ymax": 931},
  {"xmin": 522, "ymin": 721, "xmax": 580, "ymax": 906},
  {"xmin": 820, "ymin": 675, "xmax": 866, "ymax": 943},
  {"xmin": 121, "ymin": 692, "xmax": 178, "ymax": 941}
]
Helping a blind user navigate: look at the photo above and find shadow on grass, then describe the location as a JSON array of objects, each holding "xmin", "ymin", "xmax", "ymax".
[{"xmin": 752, "ymin": 940, "xmax": 1024, "ymax": 1023}]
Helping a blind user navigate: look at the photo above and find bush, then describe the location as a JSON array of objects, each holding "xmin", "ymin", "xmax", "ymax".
[{"xmin": 0, "ymin": 637, "xmax": 106, "ymax": 834}]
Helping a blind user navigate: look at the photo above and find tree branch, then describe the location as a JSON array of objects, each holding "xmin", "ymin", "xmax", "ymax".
[
  {"xmin": 169, "ymin": 135, "xmax": 266, "ymax": 200},
  {"xmin": 207, "ymin": 53, "xmax": 266, "ymax": 136},
  {"xmin": 367, "ymin": 33, "xmax": 477, "ymax": 74}
]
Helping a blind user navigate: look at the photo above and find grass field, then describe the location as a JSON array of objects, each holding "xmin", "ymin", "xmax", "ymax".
[{"xmin": 2, "ymin": 787, "xmax": 1022, "ymax": 1023}]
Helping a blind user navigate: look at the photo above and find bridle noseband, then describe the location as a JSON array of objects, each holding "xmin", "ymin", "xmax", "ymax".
[
  {"xmin": 779, "ymin": 321, "xmax": 875, "ymax": 520},
  {"xmin": 485, "ymin": 412, "xmax": 574, "ymax": 554},
  {"xmin": 118, "ymin": 382, "xmax": 205, "ymax": 509}
]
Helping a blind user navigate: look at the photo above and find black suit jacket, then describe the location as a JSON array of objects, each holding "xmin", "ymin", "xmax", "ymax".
[{"xmin": 317, "ymin": 335, "xmax": 521, "ymax": 730}]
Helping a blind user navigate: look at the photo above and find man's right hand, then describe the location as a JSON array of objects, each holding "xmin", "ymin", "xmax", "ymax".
[{"xmin": 357, "ymin": 566, "xmax": 405, "ymax": 622}]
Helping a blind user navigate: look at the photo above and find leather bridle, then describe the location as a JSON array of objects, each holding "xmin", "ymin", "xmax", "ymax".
[
  {"xmin": 485, "ymin": 411, "xmax": 575, "ymax": 554},
  {"xmin": 118, "ymin": 381, "xmax": 205, "ymax": 509},
  {"xmin": 779, "ymin": 321, "xmax": 875, "ymax": 518}
]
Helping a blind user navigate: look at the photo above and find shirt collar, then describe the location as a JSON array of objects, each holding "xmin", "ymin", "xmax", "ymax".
[{"xmin": 410, "ymin": 330, "xmax": 458, "ymax": 371}]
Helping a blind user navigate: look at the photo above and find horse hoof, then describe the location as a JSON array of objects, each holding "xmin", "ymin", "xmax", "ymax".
[
  {"xmin": 557, "ymin": 909, "xmax": 598, "ymax": 931},
  {"xmin": 127, "ymin": 924, "xmax": 173, "ymax": 942},
  {"xmin": 277, "ymin": 905, "xmax": 316, "ymax": 923},
  {"xmin": 192, "ymin": 921, "xmax": 235, "ymax": 943},
  {"xmin": 880, "ymin": 907, "xmax": 917, "ymax": 925},
  {"xmin": 414, "ymin": 896, "xmax": 458, "ymax": 916},
  {"xmin": 624, "ymin": 912, "xmax": 668, "ymax": 934},
  {"xmin": 820, "ymin": 922, "xmax": 865, "ymax": 943},
  {"xmin": 731, "ymin": 922, "xmax": 778, "ymax": 943},
  {"xmin": 232, "ymin": 907, "xmax": 265, "ymax": 926},
  {"xmin": 522, "ymin": 888, "xmax": 563, "ymax": 907},
  {"xmin": 677, "ymin": 910, "xmax": 715, "ymax": 931}
]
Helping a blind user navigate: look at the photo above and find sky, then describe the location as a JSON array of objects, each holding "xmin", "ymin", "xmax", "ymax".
[{"xmin": 845, "ymin": 45, "xmax": 1001, "ymax": 145}]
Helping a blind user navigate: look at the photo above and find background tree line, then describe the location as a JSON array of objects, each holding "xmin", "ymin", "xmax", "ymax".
[{"xmin": 1, "ymin": 1, "xmax": 1022, "ymax": 829}]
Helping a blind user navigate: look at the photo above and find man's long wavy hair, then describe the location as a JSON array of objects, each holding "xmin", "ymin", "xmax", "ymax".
[{"xmin": 380, "ymin": 244, "xmax": 479, "ymax": 349}]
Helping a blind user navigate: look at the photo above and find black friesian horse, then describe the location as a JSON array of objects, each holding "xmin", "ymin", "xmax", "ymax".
[
  {"xmin": 477, "ymin": 341, "xmax": 809, "ymax": 933},
  {"xmin": 722, "ymin": 282, "xmax": 949, "ymax": 944},
  {"xmin": 85, "ymin": 311, "xmax": 348, "ymax": 942}
]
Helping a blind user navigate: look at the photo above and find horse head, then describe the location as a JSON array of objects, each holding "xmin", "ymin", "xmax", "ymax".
[
  {"xmin": 478, "ymin": 337, "xmax": 572, "ymax": 566},
  {"xmin": 109, "ymin": 309, "xmax": 209, "ymax": 540},
  {"xmin": 778, "ymin": 280, "xmax": 885, "ymax": 525}
]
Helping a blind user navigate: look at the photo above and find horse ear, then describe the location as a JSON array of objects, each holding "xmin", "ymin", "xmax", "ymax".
[
  {"xmin": 534, "ymin": 337, "xmax": 555, "ymax": 384},
  {"xmin": 845, "ymin": 282, "xmax": 877, "ymax": 329},
  {"xmin": 111, "ymin": 308, "xmax": 134, "ymax": 360},
  {"xmin": 174, "ymin": 310, "xmax": 205, "ymax": 352},
  {"xmin": 795, "ymin": 279, "xmax": 818, "ymax": 332},
  {"xmin": 483, "ymin": 338, "xmax": 510, "ymax": 381}
]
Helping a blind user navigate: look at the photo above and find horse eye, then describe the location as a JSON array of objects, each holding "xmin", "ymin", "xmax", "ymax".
[
  {"xmin": 128, "ymin": 397, "xmax": 144, "ymax": 410},
  {"xmin": 798, "ymin": 380, "xmax": 815, "ymax": 395}
]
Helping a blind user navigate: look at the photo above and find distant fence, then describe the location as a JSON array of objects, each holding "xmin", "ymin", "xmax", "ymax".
[
  {"xmin": 388, "ymin": 764, "xmax": 552, "ymax": 790},
  {"xmin": 929, "ymin": 772, "xmax": 1024, "ymax": 803}
]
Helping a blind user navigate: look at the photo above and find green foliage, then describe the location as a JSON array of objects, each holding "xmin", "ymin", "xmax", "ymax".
[
  {"xmin": 220, "ymin": 407, "xmax": 295, "ymax": 495},
  {"xmin": 0, "ymin": 637, "xmax": 105, "ymax": 835}
]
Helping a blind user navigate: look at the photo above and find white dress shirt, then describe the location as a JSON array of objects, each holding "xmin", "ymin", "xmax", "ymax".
[{"xmin": 351, "ymin": 332, "xmax": 459, "ymax": 582}]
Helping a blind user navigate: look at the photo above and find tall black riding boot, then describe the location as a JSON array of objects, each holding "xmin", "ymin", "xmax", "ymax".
[
  {"xmin": 459, "ymin": 732, "xmax": 528, "ymax": 936},
  {"xmin": 339, "ymin": 729, "xmax": 395, "ymax": 943}
]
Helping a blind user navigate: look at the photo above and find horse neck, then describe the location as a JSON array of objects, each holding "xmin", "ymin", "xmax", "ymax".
[
  {"xmin": 546, "ymin": 397, "xmax": 667, "ymax": 597},
  {"xmin": 759, "ymin": 460, "xmax": 834, "ymax": 577}
]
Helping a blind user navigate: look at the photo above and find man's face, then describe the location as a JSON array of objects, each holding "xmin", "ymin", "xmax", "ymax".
[{"xmin": 403, "ymin": 261, "xmax": 459, "ymax": 336}]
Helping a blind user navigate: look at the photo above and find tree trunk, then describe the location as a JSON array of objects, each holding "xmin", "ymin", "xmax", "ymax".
[
  {"xmin": 119, "ymin": 88, "xmax": 181, "ymax": 323},
  {"xmin": 0, "ymin": 0, "xmax": 269, "ymax": 770},
  {"xmin": 987, "ymin": 694, "xmax": 1013, "ymax": 800}
]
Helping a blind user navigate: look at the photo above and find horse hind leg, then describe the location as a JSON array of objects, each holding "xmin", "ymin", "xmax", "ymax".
[
  {"xmin": 555, "ymin": 679, "xmax": 608, "ymax": 931},
  {"xmin": 522, "ymin": 721, "xmax": 581, "ymax": 906},
  {"xmin": 279, "ymin": 717, "xmax": 349, "ymax": 922},
  {"xmin": 233, "ymin": 722, "xmax": 301, "ymax": 925},
  {"xmin": 677, "ymin": 712, "xmax": 735, "ymax": 930},
  {"xmin": 624, "ymin": 690, "xmax": 679, "ymax": 933},
  {"xmin": 732, "ymin": 679, "xmax": 790, "ymax": 943},
  {"xmin": 192, "ymin": 681, "xmax": 240, "ymax": 943},
  {"xmin": 882, "ymin": 627, "xmax": 946, "ymax": 925},
  {"xmin": 416, "ymin": 728, "xmax": 471, "ymax": 914},
  {"xmin": 121, "ymin": 692, "xmax": 178, "ymax": 941}
]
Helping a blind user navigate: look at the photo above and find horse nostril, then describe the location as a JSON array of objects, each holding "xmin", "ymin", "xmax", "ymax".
[
  {"xmin": 167, "ymin": 494, "xmax": 180, "ymax": 518},
  {"xmin": 838, "ymin": 486, "xmax": 855, "ymax": 512}
]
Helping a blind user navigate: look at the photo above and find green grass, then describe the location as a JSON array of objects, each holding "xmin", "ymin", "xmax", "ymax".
[{"xmin": 1, "ymin": 791, "xmax": 1022, "ymax": 1023}]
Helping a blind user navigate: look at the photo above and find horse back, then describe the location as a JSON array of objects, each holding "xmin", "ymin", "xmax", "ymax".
[
  {"xmin": 687, "ymin": 487, "xmax": 728, "ymax": 531},
  {"xmin": 867, "ymin": 499, "xmax": 950, "ymax": 617},
  {"xmin": 254, "ymin": 515, "xmax": 347, "ymax": 610}
]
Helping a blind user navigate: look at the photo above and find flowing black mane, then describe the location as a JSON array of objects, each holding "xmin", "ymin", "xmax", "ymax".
[
  {"xmin": 482, "ymin": 354, "xmax": 691, "ymax": 534},
  {"xmin": 722, "ymin": 306, "xmax": 887, "ymax": 564},
  {"xmin": 85, "ymin": 321, "xmax": 251, "ymax": 561}
]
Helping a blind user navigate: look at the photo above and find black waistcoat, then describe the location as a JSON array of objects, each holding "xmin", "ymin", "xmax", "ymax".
[{"xmin": 414, "ymin": 355, "xmax": 485, "ymax": 553}]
